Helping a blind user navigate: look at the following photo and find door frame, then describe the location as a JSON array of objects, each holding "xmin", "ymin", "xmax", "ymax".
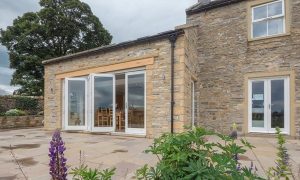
[
  {"xmin": 248, "ymin": 76, "xmax": 290, "ymax": 134},
  {"xmin": 64, "ymin": 77, "xmax": 88, "ymax": 131},
  {"xmin": 91, "ymin": 73, "xmax": 116, "ymax": 132},
  {"xmin": 125, "ymin": 71, "xmax": 146, "ymax": 135}
]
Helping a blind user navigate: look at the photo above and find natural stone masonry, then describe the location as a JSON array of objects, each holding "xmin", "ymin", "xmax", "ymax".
[
  {"xmin": 44, "ymin": 0, "xmax": 300, "ymax": 138},
  {"xmin": 0, "ymin": 116, "xmax": 43, "ymax": 129},
  {"xmin": 186, "ymin": 0, "xmax": 300, "ymax": 136},
  {"xmin": 44, "ymin": 35, "xmax": 190, "ymax": 138}
]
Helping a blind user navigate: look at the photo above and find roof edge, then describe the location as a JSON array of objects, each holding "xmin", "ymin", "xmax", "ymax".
[
  {"xmin": 42, "ymin": 29, "xmax": 184, "ymax": 65},
  {"xmin": 186, "ymin": 0, "xmax": 246, "ymax": 16}
]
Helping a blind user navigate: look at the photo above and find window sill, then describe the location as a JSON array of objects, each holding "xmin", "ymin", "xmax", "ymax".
[{"xmin": 248, "ymin": 32, "xmax": 291, "ymax": 42}]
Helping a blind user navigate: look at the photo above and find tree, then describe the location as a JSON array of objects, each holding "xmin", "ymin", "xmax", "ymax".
[{"xmin": 0, "ymin": 0, "xmax": 112, "ymax": 96}]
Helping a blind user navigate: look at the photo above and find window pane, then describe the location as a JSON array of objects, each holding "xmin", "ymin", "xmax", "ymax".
[
  {"xmin": 253, "ymin": 20, "xmax": 267, "ymax": 38},
  {"xmin": 252, "ymin": 81, "xmax": 265, "ymax": 128},
  {"xmin": 68, "ymin": 80, "xmax": 85, "ymax": 126},
  {"xmin": 268, "ymin": 1, "xmax": 283, "ymax": 17},
  {"xmin": 271, "ymin": 80, "xmax": 285, "ymax": 128},
  {"xmin": 128, "ymin": 73, "xmax": 145, "ymax": 129},
  {"xmin": 94, "ymin": 76, "xmax": 113, "ymax": 128},
  {"xmin": 268, "ymin": 18, "xmax": 284, "ymax": 35},
  {"xmin": 253, "ymin": 5, "xmax": 267, "ymax": 20}
]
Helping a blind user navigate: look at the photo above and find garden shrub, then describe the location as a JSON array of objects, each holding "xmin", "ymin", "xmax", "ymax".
[
  {"xmin": 268, "ymin": 127, "xmax": 293, "ymax": 179},
  {"xmin": 4, "ymin": 109, "xmax": 26, "ymax": 116},
  {"xmin": 70, "ymin": 165, "xmax": 115, "ymax": 180},
  {"xmin": 0, "ymin": 104, "xmax": 6, "ymax": 116},
  {"xmin": 15, "ymin": 96, "xmax": 39, "ymax": 115},
  {"xmin": 70, "ymin": 150, "xmax": 116, "ymax": 180},
  {"xmin": 136, "ymin": 127, "xmax": 264, "ymax": 180}
]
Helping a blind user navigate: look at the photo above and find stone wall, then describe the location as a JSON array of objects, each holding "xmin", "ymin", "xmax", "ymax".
[
  {"xmin": 186, "ymin": 0, "xmax": 300, "ymax": 136},
  {"xmin": 0, "ymin": 96, "xmax": 44, "ymax": 115},
  {"xmin": 44, "ymin": 35, "xmax": 186, "ymax": 138},
  {"xmin": 0, "ymin": 116, "xmax": 43, "ymax": 129}
]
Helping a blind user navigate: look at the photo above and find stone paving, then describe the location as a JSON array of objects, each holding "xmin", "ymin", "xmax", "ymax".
[{"xmin": 0, "ymin": 128, "xmax": 299, "ymax": 179}]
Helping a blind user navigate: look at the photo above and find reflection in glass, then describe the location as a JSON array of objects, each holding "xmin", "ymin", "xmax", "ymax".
[
  {"xmin": 252, "ymin": 81, "xmax": 264, "ymax": 128},
  {"xmin": 68, "ymin": 80, "xmax": 85, "ymax": 126},
  {"xmin": 128, "ymin": 74, "xmax": 145, "ymax": 128},
  {"xmin": 94, "ymin": 76, "xmax": 113, "ymax": 127},
  {"xmin": 268, "ymin": 1, "xmax": 283, "ymax": 17},
  {"xmin": 253, "ymin": 5, "xmax": 267, "ymax": 20},
  {"xmin": 271, "ymin": 80, "xmax": 284, "ymax": 128},
  {"xmin": 268, "ymin": 18, "xmax": 284, "ymax": 35},
  {"xmin": 253, "ymin": 21, "xmax": 267, "ymax": 38}
]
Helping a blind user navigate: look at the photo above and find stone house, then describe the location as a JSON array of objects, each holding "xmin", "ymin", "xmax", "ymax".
[{"xmin": 43, "ymin": 0, "xmax": 300, "ymax": 138}]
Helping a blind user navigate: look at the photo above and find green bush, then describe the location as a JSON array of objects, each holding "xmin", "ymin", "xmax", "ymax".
[
  {"xmin": 15, "ymin": 96, "xmax": 39, "ymax": 114},
  {"xmin": 4, "ymin": 109, "xmax": 26, "ymax": 116},
  {"xmin": 136, "ymin": 127, "xmax": 264, "ymax": 180},
  {"xmin": 268, "ymin": 127, "xmax": 293, "ymax": 179},
  {"xmin": 70, "ymin": 164, "xmax": 115, "ymax": 180},
  {"xmin": 0, "ymin": 104, "xmax": 6, "ymax": 116}
]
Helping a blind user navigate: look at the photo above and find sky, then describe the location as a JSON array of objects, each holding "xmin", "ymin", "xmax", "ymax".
[{"xmin": 0, "ymin": 0, "xmax": 197, "ymax": 95}]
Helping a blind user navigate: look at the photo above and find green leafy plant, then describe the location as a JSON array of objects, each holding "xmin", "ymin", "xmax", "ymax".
[
  {"xmin": 268, "ymin": 127, "xmax": 293, "ymax": 179},
  {"xmin": 70, "ymin": 165, "xmax": 115, "ymax": 180},
  {"xmin": 70, "ymin": 150, "xmax": 115, "ymax": 180},
  {"xmin": 15, "ymin": 97, "xmax": 39, "ymax": 114},
  {"xmin": 4, "ymin": 109, "xmax": 26, "ymax": 116},
  {"xmin": 136, "ymin": 127, "xmax": 264, "ymax": 180}
]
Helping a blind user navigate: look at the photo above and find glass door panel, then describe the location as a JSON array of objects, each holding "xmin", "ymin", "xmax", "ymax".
[
  {"xmin": 249, "ymin": 77, "xmax": 289, "ymax": 134},
  {"xmin": 125, "ymin": 71, "xmax": 145, "ymax": 134},
  {"xmin": 92, "ymin": 74, "xmax": 115, "ymax": 132},
  {"xmin": 65, "ymin": 78, "xmax": 87, "ymax": 130},
  {"xmin": 270, "ymin": 79, "xmax": 285, "ymax": 129},
  {"xmin": 251, "ymin": 81, "xmax": 266, "ymax": 129}
]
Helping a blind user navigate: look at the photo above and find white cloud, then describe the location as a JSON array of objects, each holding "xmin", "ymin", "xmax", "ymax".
[
  {"xmin": 0, "ymin": 84, "xmax": 19, "ymax": 94},
  {"xmin": 0, "ymin": 67, "xmax": 14, "ymax": 75},
  {"xmin": 0, "ymin": 0, "xmax": 197, "ymax": 91},
  {"xmin": 82, "ymin": 0, "xmax": 196, "ymax": 42}
]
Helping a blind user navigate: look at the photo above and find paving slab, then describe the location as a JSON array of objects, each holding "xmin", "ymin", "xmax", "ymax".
[{"xmin": 0, "ymin": 128, "xmax": 299, "ymax": 179}]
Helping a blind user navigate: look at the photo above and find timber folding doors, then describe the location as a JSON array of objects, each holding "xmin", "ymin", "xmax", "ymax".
[
  {"xmin": 248, "ymin": 77, "xmax": 290, "ymax": 134},
  {"xmin": 91, "ymin": 74, "xmax": 115, "ymax": 132}
]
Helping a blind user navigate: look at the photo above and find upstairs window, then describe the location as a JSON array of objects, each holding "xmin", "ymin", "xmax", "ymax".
[{"xmin": 252, "ymin": 0, "xmax": 285, "ymax": 39}]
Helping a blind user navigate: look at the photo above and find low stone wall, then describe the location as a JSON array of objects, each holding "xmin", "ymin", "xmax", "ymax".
[
  {"xmin": 0, "ymin": 116, "xmax": 43, "ymax": 129},
  {"xmin": 0, "ymin": 96, "xmax": 44, "ymax": 115}
]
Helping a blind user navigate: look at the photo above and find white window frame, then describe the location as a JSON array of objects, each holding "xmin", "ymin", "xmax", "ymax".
[
  {"xmin": 125, "ymin": 71, "xmax": 146, "ymax": 135},
  {"xmin": 251, "ymin": 0, "xmax": 285, "ymax": 38},
  {"xmin": 64, "ymin": 77, "xmax": 88, "ymax": 131},
  {"xmin": 248, "ymin": 76, "xmax": 290, "ymax": 134},
  {"xmin": 91, "ymin": 73, "xmax": 116, "ymax": 132}
]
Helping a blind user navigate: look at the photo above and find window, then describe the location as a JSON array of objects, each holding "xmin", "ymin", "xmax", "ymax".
[{"xmin": 252, "ymin": 0, "xmax": 285, "ymax": 38}]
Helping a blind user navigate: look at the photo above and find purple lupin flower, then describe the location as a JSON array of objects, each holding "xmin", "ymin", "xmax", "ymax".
[{"xmin": 49, "ymin": 130, "xmax": 67, "ymax": 180}]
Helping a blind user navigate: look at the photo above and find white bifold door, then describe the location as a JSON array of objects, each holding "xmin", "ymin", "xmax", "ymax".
[
  {"xmin": 125, "ymin": 71, "xmax": 146, "ymax": 135},
  {"xmin": 91, "ymin": 74, "xmax": 115, "ymax": 132},
  {"xmin": 64, "ymin": 71, "xmax": 146, "ymax": 135},
  {"xmin": 64, "ymin": 78, "xmax": 88, "ymax": 130},
  {"xmin": 249, "ymin": 77, "xmax": 289, "ymax": 134}
]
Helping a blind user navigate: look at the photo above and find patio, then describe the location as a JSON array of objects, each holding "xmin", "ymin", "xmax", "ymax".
[{"xmin": 0, "ymin": 128, "xmax": 299, "ymax": 179}]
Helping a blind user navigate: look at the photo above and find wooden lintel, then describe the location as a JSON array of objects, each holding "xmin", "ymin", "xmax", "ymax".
[{"xmin": 56, "ymin": 57, "xmax": 154, "ymax": 79}]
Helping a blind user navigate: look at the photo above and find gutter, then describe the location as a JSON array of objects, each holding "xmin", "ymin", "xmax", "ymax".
[
  {"xmin": 168, "ymin": 32, "xmax": 180, "ymax": 134},
  {"xmin": 186, "ymin": 0, "xmax": 245, "ymax": 16},
  {"xmin": 42, "ymin": 29, "xmax": 184, "ymax": 65}
]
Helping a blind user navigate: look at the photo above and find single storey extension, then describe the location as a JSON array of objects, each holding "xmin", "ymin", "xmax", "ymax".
[{"xmin": 43, "ymin": 0, "xmax": 300, "ymax": 138}]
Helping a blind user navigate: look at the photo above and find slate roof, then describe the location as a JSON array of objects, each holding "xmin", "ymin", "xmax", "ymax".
[
  {"xmin": 186, "ymin": 0, "xmax": 246, "ymax": 15},
  {"xmin": 42, "ymin": 29, "xmax": 184, "ymax": 65}
]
